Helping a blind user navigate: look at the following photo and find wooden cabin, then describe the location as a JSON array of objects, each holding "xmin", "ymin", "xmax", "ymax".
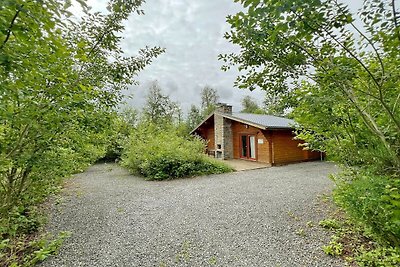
[{"xmin": 190, "ymin": 104, "xmax": 321, "ymax": 166}]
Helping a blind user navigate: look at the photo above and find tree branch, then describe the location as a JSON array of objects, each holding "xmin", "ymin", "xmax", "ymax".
[
  {"xmin": 333, "ymin": 0, "xmax": 385, "ymax": 86},
  {"xmin": 290, "ymin": 8, "xmax": 382, "ymax": 91},
  {"xmin": 392, "ymin": 0, "xmax": 400, "ymax": 42},
  {"xmin": 6, "ymin": 124, "xmax": 31, "ymax": 158},
  {"xmin": 280, "ymin": 35, "xmax": 400, "ymax": 167},
  {"xmin": 393, "ymin": 92, "xmax": 400, "ymax": 114},
  {"xmin": 0, "ymin": 4, "xmax": 24, "ymax": 51}
]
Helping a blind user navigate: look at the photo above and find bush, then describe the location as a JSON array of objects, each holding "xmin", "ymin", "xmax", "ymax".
[
  {"xmin": 357, "ymin": 247, "xmax": 400, "ymax": 267},
  {"xmin": 333, "ymin": 171, "xmax": 400, "ymax": 247},
  {"xmin": 319, "ymin": 219, "xmax": 341, "ymax": 230},
  {"xmin": 122, "ymin": 123, "xmax": 233, "ymax": 180},
  {"xmin": 102, "ymin": 109, "xmax": 137, "ymax": 162},
  {"xmin": 320, "ymin": 208, "xmax": 400, "ymax": 267}
]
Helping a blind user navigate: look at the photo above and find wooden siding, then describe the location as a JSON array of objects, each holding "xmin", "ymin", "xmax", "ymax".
[
  {"xmin": 270, "ymin": 130, "xmax": 320, "ymax": 164},
  {"xmin": 194, "ymin": 115, "xmax": 321, "ymax": 165},
  {"xmin": 231, "ymin": 121, "xmax": 271, "ymax": 163},
  {"xmin": 196, "ymin": 123, "xmax": 215, "ymax": 151},
  {"xmin": 206, "ymin": 126, "xmax": 215, "ymax": 150}
]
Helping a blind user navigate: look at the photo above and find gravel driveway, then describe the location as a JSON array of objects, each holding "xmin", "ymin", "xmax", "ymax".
[{"xmin": 41, "ymin": 161, "xmax": 343, "ymax": 267}]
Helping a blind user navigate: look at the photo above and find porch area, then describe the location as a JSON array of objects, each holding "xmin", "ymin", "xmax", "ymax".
[{"xmin": 223, "ymin": 159, "xmax": 271, "ymax": 171}]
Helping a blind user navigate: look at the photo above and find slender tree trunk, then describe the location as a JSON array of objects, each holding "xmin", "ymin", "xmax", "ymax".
[
  {"xmin": 379, "ymin": 95, "xmax": 400, "ymax": 134},
  {"xmin": 345, "ymin": 88, "xmax": 400, "ymax": 168}
]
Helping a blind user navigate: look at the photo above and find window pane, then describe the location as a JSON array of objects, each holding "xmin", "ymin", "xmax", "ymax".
[
  {"xmin": 241, "ymin": 135, "xmax": 247, "ymax": 157},
  {"xmin": 249, "ymin": 136, "xmax": 256, "ymax": 159}
]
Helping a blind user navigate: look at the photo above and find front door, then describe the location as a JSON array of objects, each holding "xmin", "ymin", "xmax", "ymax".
[{"xmin": 240, "ymin": 135, "xmax": 256, "ymax": 160}]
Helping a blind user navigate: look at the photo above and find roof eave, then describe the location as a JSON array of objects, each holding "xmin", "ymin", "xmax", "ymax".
[
  {"xmin": 189, "ymin": 113, "xmax": 214, "ymax": 134},
  {"xmin": 221, "ymin": 113, "xmax": 267, "ymax": 130},
  {"xmin": 190, "ymin": 112, "xmax": 296, "ymax": 135},
  {"xmin": 265, "ymin": 126, "xmax": 295, "ymax": 130}
]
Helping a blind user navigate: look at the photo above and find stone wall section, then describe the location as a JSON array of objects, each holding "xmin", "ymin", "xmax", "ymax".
[
  {"xmin": 214, "ymin": 113, "xmax": 223, "ymax": 158},
  {"xmin": 223, "ymin": 118, "xmax": 233, "ymax": 159},
  {"xmin": 214, "ymin": 104, "xmax": 233, "ymax": 160}
]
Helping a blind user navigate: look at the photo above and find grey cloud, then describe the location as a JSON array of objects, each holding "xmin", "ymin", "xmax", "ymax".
[
  {"xmin": 117, "ymin": 0, "xmax": 265, "ymax": 113},
  {"xmin": 77, "ymin": 0, "xmax": 285, "ymax": 114},
  {"xmin": 76, "ymin": 0, "xmax": 361, "ymax": 114}
]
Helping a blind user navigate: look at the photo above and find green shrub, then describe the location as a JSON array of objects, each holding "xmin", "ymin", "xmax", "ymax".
[
  {"xmin": 0, "ymin": 231, "xmax": 71, "ymax": 267},
  {"xmin": 0, "ymin": 206, "xmax": 44, "ymax": 239},
  {"xmin": 122, "ymin": 123, "xmax": 233, "ymax": 180},
  {"xmin": 102, "ymin": 109, "xmax": 137, "ymax": 162},
  {"xmin": 320, "ymin": 210, "xmax": 400, "ymax": 267},
  {"xmin": 356, "ymin": 247, "xmax": 400, "ymax": 267},
  {"xmin": 322, "ymin": 235, "xmax": 343, "ymax": 256},
  {"xmin": 319, "ymin": 219, "xmax": 341, "ymax": 230},
  {"xmin": 333, "ymin": 171, "xmax": 400, "ymax": 247}
]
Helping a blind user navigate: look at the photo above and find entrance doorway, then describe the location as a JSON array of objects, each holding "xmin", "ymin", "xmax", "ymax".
[{"xmin": 240, "ymin": 135, "xmax": 256, "ymax": 160}]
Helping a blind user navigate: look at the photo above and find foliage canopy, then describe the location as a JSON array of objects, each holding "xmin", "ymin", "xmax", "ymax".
[
  {"xmin": 0, "ymin": 0, "xmax": 163, "ymax": 264},
  {"xmin": 122, "ymin": 123, "xmax": 233, "ymax": 180},
  {"xmin": 222, "ymin": 0, "xmax": 400, "ymax": 257}
]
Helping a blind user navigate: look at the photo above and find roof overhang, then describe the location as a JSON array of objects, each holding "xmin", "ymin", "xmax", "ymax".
[
  {"xmin": 189, "ymin": 113, "xmax": 215, "ymax": 134},
  {"xmin": 221, "ymin": 113, "xmax": 267, "ymax": 130},
  {"xmin": 190, "ymin": 112, "xmax": 295, "ymax": 135}
]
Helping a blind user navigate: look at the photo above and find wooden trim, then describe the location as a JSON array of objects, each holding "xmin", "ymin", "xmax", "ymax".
[
  {"xmin": 189, "ymin": 113, "xmax": 214, "ymax": 134},
  {"xmin": 250, "ymin": 135, "xmax": 257, "ymax": 161},
  {"xmin": 269, "ymin": 130, "xmax": 274, "ymax": 165}
]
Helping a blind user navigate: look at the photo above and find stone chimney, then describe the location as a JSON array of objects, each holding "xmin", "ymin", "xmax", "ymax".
[
  {"xmin": 214, "ymin": 103, "xmax": 233, "ymax": 160},
  {"xmin": 215, "ymin": 103, "xmax": 232, "ymax": 114}
]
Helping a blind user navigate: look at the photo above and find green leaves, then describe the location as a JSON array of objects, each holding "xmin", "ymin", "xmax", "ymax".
[
  {"xmin": 222, "ymin": 0, "xmax": 400, "ymax": 249},
  {"xmin": 0, "ymin": 2, "xmax": 164, "ymax": 264},
  {"xmin": 142, "ymin": 81, "xmax": 181, "ymax": 125},
  {"xmin": 122, "ymin": 123, "xmax": 233, "ymax": 180}
]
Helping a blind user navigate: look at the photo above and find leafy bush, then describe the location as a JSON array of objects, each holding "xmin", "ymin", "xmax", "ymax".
[
  {"xmin": 320, "ymin": 209, "xmax": 400, "ymax": 267},
  {"xmin": 102, "ymin": 108, "xmax": 138, "ymax": 162},
  {"xmin": 319, "ymin": 219, "xmax": 341, "ymax": 230},
  {"xmin": 0, "ymin": 231, "xmax": 71, "ymax": 267},
  {"xmin": 357, "ymin": 247, "xmax": 400, "ymax": 267},
  {"xmin": 333, "ymin": 171, "xmax": 400, "ymax": 247},
  {"xmin": 122, "ymin": 123, "xmax": 233, "ymax": 180},
  {"xmin": 322, "ymin": 235, "xmax": 344, "ymax": 256}
]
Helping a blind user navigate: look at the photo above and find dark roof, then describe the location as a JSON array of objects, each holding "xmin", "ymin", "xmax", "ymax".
[
  {"xmin": 190, "ymin": 112, "xmax": 296, "ymax": 134},
  {"xmin": 228, "ymin": 112, "xmax": 296, "ymax": 129}
]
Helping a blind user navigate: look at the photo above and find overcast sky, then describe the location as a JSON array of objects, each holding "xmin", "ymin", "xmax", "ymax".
[
  {"xmin": 77, "ymin": 0, "xmax": 362, "ymax": 114},
  {"xmin": 76, "ymin": 0, "xmax": 265, "ymax": 114}
]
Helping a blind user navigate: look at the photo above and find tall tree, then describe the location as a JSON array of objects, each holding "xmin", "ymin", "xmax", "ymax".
[
  {"xmin": 201, "ymin": 86, "xmax": 220, "ymax": 116},
  {"xmin": 263, "ymin": 91, "xmax": 289, "ymax": 116},
  {"xmin": 142, "ymin": 81, "xmax": 180, "ymax": 124},
  {"xmin": 241, "ymin": 96, "xmax": 264, "ymax": 114},
  {"xmin": 221, "ymin": 0, "xmax": 400, "ymax": 247},
  {"xmin": 221, "ymin": 0, "xmax": 400, "ymax": 168},
  {"xmin": 187, "ymin": 104, "xmax": 204, "ymax": 130},
  {"xmin": 0, "ymin": 0, "xmax": 163, "ymax": 211}
]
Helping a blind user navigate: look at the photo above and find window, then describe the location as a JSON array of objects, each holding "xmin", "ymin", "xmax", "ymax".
[{"xmin": 240, "ymin": 135, "xmax": 256, "ymax": 160}]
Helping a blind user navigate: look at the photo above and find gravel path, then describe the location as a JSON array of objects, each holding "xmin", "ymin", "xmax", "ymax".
[{"xmin": 41, "ymin": 162, "xmax": 343, "ymax": 267}]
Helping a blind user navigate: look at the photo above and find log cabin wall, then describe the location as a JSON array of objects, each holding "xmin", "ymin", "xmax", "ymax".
[
  {"xmin": 206, "ymin": 126, "xmax": 215, "ymax": 151},
  {"xmin": 195, "ymin": 118, "xmax": 215, "ymax": 152},
  {"xmin": 194, "ymin": 115, "xmax": 321, "ymax": 165},
  {"xmin": 270, "ymin": 130, "xmax": 320, "ymax": 164},
  {"xmin": 231, "ymin": 121, "xmax": 271, "ymax": 163}
]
